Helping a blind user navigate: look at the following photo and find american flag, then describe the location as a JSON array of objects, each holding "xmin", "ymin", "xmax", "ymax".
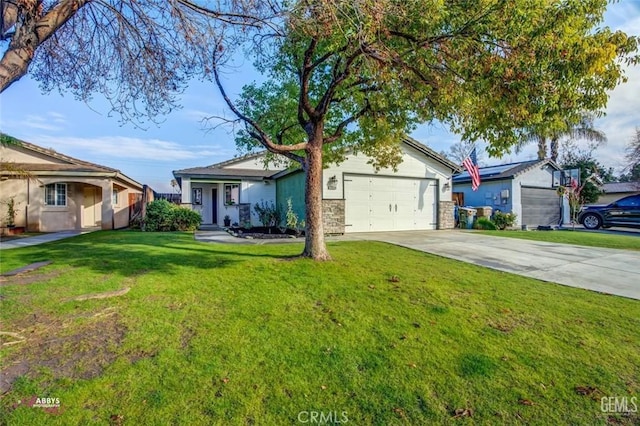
[{"xmin": 462, "ymin": 147, "xmax": 481, "ymax": 191}]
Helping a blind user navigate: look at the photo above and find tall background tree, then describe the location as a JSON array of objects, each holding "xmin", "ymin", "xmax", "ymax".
[
  {"xmin": 620, "ymin": 127, "xmax": 640, "ymax": 183},
  {"xmin": 514, "ymin": 113, "xmax": 607, "ymax": 162},
  {"xmin": 559, "ymin": 139, "xmax": 615, "ymax": 204},
  {"xmin": 208, "ymin": 0, "xmax": 637, "ymax": 260},
  {"xmin": 442, "ymin": 140, "xmax": 485, "ymax": 166}
]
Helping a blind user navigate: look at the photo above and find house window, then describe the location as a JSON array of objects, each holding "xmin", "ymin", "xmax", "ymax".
[
  {"xmin": 45, "ymin": 183, "xmax": 67, "ymax": 206},
  {"xmin": 224, "ymin": 184, "xmax": 239, "ymax": 205},
  {"xmin": 112, "ymin": 188, "xmax": 119, "ymax": 206},
  {"xmin": 192, "ymin": 188, "xmax": 202, "ymax": 205}
]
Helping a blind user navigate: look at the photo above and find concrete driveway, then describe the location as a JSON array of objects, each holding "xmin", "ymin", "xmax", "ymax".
[{"xmin": 338, "ymin": 230, "xmax": 640, "ymax": 301}]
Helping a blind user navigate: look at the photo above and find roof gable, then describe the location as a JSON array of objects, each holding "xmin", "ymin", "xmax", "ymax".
[
  {"xmin": 1, "ymin": 134, "xmax": 142, "ymax": 189},
  {"xmin": 2, "ymin": 136, "xmax": 117, "ymax": 173},
  {"xmin": 401, "ymin": 136, "xmax": 461, "ymax": 172}
]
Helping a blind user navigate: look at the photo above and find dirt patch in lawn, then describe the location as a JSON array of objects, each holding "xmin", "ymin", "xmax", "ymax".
[
  {"xmin": 0, "ymin": 270, "xmax": 65, "ymax": 287},
  {"xmin": 0, "ymin": 309, "xmax": 126, "ymax": 394}
]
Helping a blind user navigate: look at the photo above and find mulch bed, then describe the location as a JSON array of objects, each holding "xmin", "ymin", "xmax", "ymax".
[{"xmin": 227, "ymin": 226, "xmax": 304, "ymax": 239}]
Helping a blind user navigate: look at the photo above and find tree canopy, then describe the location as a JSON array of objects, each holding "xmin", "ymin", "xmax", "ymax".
[{"xmin": 210, "ymin": 0, "xmax": 638, "ymax": 259}]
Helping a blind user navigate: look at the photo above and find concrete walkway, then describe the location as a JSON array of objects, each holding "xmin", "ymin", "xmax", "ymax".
[
  {"xmin": 196, "ymin": 229, "xmax": 640, "ymax": 300},
  {"xmin": 0, "ymin": 230, "xmax": 85, "ymax": 250},
  {"xmin": 340, "ymin": 230, "xmax": 640, "ymax": 301}
]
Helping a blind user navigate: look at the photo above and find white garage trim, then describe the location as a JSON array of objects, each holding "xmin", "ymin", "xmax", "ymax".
[{"xmin": 344, "ymin": 174, "xmax": 438, "ymax": 233}]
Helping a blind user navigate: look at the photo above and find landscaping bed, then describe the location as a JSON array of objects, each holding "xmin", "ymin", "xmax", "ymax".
[{"xmin": 227, "ymin": 226, "xmax": 304, "ymax": 239}]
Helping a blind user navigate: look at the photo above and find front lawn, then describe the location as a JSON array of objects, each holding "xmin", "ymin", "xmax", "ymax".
[
  {"xmin": 478, "ymin": 229, "xmax": 640, "ymax": 251},
  {"xmin": 1, "ymin": 231, "xmax": 638, "ymax": 425}
]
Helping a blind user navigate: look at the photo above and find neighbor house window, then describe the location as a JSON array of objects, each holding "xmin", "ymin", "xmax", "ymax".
[
  {"xmin": 112, "ymin": 188, "xmax": 119, "ymax": 206},
  {"xmin": 45, "ymin": 183, "xmax": 67, "ymax": 206},
  {"xmin": 192, "ymin": 188, "xmax": 202, "ymax": 205},
  {"xmin": 224, "ymin": 184, "xmax": 239, "ymax": 205}
]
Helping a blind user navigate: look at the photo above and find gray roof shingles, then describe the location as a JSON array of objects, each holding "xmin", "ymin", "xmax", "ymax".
[{"xmin": 602, "ymin": 182, "xmax": 640, "ymax": 193}]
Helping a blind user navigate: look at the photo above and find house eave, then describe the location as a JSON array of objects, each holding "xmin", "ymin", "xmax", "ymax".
[{"xmin": 1, "ymin": 170, "xmax": 143, "ymax": 190}]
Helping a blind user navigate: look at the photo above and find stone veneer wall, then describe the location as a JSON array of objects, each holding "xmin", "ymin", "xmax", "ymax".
[
  {"xmin": 238, "ymin": 204, "xmax": 251, "ymax": 226},
  {"xmin": 322, "ymin": 199, "xmax": 345, "ymax": 234},
  {"xmin": 438, "ymin": 201, "xmax": 455, "ymax": 230}
]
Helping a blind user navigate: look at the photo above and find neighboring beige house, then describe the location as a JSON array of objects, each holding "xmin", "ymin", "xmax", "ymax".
[
  {"xmin": 598, "ymin": 182, "xmax": 640, "ymax": 205},
  {"xmin": 1, "ymin": 138, "xmax": 144, "ymax": 232}
]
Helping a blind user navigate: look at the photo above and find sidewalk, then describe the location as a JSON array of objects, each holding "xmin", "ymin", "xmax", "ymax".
[{"xmin": 0, "ymin": 230, "xmax": 85, "ymax": 250}]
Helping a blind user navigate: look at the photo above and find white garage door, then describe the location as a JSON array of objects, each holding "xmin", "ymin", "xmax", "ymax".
[{"xmin": 344, "ymin": 175, "xmax": 437, "ymax": 232}]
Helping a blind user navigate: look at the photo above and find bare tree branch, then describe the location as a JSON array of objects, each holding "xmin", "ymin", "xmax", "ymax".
[
  {"xmin": 324, "ymin": 103, "xmax": 371, "ymax": 144},
  {"xmin": 213, "ymin": 61, "xmax": 305, "ymax": 164}
]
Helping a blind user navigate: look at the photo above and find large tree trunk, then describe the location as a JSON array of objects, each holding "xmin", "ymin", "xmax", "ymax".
[
  {"xmin": 301, "ymin": 143, "xmax": 331, "ymax": 261},
  {"xmin": 0, "ymin": 46, "xmax": 36, "ymax": 91},
  {"xmin": 0, "ymin": 0, "xmax": 90, "ymax": 92},
  {"xmin": 537, "ymin": 137, "xmax": 547, "ymax": 160}
]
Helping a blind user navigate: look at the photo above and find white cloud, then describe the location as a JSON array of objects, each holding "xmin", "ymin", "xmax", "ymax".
[
  {"xmin": 30, "ymin": 135, "xmax": 236, "ymax": 163},
  {"xmin": 18, "ymin": 113, "xmax": 66, "ymax": 131},
  {"xmin": 47, "ymin": 111, "xmax": 67, "ymax": 123}
]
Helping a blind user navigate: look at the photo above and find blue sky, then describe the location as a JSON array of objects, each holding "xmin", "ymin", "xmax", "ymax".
[{"xmin": 1, "ymin": 2, "xmax": 639, "ymax": 192}]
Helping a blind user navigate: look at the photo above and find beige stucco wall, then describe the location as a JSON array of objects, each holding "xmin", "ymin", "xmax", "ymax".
[
  {"xmin": 0, "ymin": 177, "xmax": 141, "ymax": 232},
  {"xmin": 1, "ymin": 144, "xmax": 64, "ymax": 165}
]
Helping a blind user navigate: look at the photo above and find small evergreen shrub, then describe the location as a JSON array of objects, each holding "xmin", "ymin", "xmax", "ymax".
[
  {"xmin": 474, "ymin": 217, "xmax": 497, "ymax": 230},
  {"xmin": 172, "ymin": 207, "xmax": 202, "ymax": 231},
  {"xmin": 144, "ymin": 199, "xmax": 201, "ymax": 231},
  {"xmin": 253, "ymin": 201, "xmax": 282, "ymax": 227},
  {"xmin": 492, "ymin": 211, "xmax": 517, "ymax": 230}
]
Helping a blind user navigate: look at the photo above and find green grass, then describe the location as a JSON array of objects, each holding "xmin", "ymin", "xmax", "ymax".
[
  {"xmin": 479, "ymin": 229, "xmax": 640, "ymax": 251},
  {"xmin": 1, "ymin": 231, "xmax": 638, "ymax": 425}
]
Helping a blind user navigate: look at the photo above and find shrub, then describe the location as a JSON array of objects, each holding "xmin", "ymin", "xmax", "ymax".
[
  {"xmin": 492, "ymin": 211, "xmax": 517, "ymax": 230},
  {"xmin": 144, "ymin": 199, "xmax": 201, "ymax": 231},
  {"xmin": 474, "ymin": 217, "xmax": 497, "ymax": 230},
  {"xmin": 253, "ymin": 201, "xmax": 282, "ymax": 227},
  {"xmin": 171, "ymin": 207, "xmax": 202, "ymax": 231},
  {"xmin": 285, "ymin": 198, "xmax": 305, "ymax": 235}
]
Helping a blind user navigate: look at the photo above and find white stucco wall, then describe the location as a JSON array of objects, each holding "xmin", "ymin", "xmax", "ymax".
[
  {"xmin": 518, "ymin": 164, "xmax": 556, "ymax": 187},
  {"xmin": 239, "ymin": 180, "xmax": 275, "ymax": 225},
  {"xmin": 322, "ymin": 144, "xmax": 453, "ymax": 201},
  {"xmin": 223, "ymin": 154, "xmax": 287, "ymax": 171}
]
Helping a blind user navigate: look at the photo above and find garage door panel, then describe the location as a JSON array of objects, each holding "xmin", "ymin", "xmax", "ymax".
[
  {"xmin": 521, "ymin": 186, "xmax": 560, "ymax": 227},
  {"xmin": 345, "ymin": 175, "xmax": 437, "ymax": 232}
]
